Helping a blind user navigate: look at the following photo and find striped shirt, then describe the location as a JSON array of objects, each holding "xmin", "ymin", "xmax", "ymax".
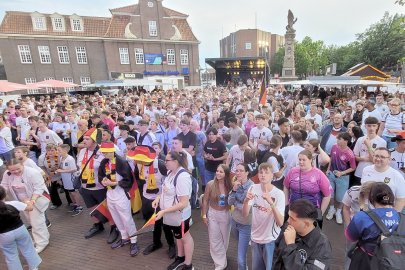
[{"xmin": 382, "ymin": 112, "xmax": 405, "ymax": 137}]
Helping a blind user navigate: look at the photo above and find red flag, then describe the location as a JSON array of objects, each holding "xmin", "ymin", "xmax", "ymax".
[
  {"xmin": 131, "ymin": 212, "xmax": 157, "ymax": 237},
  {"xmin": 90, "ymin": 200, "xmax": 113, "ymax": 224},
  {"xmin": 259, "ymin": 79, "xmax": 267, "ymax": 105}
]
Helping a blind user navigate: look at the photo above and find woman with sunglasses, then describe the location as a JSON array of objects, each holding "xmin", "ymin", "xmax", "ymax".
[
  {"xmin": 378, "ymin": 98, "xmax": 405, "ymax": 149},
  {"xmin": 228, "ymin": 163, "xmax": 253, "ymax": 270},
  {"xmin": 153, "ymin": 151, "xmax": 194, "ymax": 270},
  {"xmin": 201, "ymin": 164, "xmax": 232, "ymax": 270}
]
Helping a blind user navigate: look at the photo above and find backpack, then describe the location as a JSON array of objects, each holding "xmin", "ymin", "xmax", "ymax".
[
  {"xmin": 173, "ymin": 168, "xmax": 199, "ymax": 209},
  {"xmin": 366, "ymin": 211, "xmax": 405, "ymax": 270},
  {"xmin": 261, "ymin": 151, "xmax": 284, "ymax": 168}
]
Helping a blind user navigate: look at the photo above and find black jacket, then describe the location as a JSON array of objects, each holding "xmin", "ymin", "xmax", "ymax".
[
  {"xmin": 273, "ymin": 225, "xmax": 332, "ymax": 270},
  {"xmin": 98, "ymin": 155, "xmax": 134, "ymax": 193}
]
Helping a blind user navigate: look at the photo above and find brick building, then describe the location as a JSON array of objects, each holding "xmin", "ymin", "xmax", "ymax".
[{"xmin": 0, "ymin": 0, "xmax": 200, "ymax": 90}]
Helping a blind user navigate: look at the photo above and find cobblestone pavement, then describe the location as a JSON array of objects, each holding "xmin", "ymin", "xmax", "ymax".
[{"xmin": 1, "ymin": 201, "xmax": 345, "ymax": 270}]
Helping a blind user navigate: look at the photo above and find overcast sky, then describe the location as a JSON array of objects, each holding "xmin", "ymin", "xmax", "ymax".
[{"xmin": 0, "ymin": 0, "xmax": 403, "ymax": 66}]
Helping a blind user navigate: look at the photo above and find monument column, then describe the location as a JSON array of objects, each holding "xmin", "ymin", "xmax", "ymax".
[{"xmin": 281, "ymin": 10, "xmax": 298, "ymax": 80}]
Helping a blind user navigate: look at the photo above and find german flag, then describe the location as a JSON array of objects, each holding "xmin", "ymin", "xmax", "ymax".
[
  {"xmin": 129, "ymin": 179, "xmax": 142, "ymax": 214},
  {"xmin": 90, "ymin": 200, "xmax": 113, "ymax": 224},
  {"xmin": 131, "ymin": 212, "xmax": 156, "ymax": 237},
  {"xmin": 259, "ymin": 79, "xmax": 267, "ymax": 105}
]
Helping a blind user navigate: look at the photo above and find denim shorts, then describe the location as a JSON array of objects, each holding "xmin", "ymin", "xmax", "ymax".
[{"xmin": 327, "ymin": 171, "xmax": 350, "ymax": 202}]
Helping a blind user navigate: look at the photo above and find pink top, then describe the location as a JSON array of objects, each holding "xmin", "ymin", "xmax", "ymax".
[{"xmin": 284, "ymin": 167, "xmax": 332, "ymax": 207}]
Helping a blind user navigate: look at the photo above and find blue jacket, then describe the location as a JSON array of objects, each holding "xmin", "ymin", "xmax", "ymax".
[{"xmin": 320, "ymin": 125, "xmax": 347, "ymax": 150}]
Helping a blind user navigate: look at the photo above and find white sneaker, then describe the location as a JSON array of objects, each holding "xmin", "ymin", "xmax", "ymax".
[
  {"xmin": 325, "ymin": 207, "xmax": 336, "ymax": 220},
  {"xmin": 35, "ymin": 244, "xmax": 48, "ymax": 254},
  {"xmin": 336, "ymin": 210, "xmax": 343, "ymax": 224}
]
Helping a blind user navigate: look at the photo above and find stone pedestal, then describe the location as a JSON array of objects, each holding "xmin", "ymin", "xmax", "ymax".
[{"xmin": 281, "ymin": 30, "xmax": 298, "ymax": 81}]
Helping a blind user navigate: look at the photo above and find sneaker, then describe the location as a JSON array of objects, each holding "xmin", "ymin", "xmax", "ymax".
[
  {"xmin": 46, "ymin": 221, "xmax": 52, "ymax": 228},
  {"xmin": 35, "ymin": 244, "xmax": 48, "ymax": 254},
  {"xmin": 111, "ymin": 238, "xmax": 130, "ymax": 249},
  {"xmin": 177, "ymin": 264, "xmax": 194, "ymax": 270},
  {"xmin": 336, "ymin": 210, "xmax": 343, "ymax": 224},
  {"xmin": 325, "ymin": 207, "xmax": 336, "ymax": 220},
  {"xmin": 26, "ymin": 225, "xmax": 32, "ymax": 231},
  {"xmin": 107, "ymin": 226, "xmax": 120, "ymax": 244},
  {"xmin": 84, "ymin": 223, "xmax": 104, "ymax": 239},
  {"xmin": 167, "ymin": 256, "xmax": 185, "ymax": 270},
  {"xmin": 49, "ymin": 205, "xmax": 60, "ymax": 210},
  {"xmin": 143, "ymin": 242, "xmax": 163, "ymax": 255},
  {"xmin": 67, "ymin": 204, "xmax": 77, "ymax": 212},
  {"xmin": 167, "ymin": 245, "xmax": 176, "ymax": 259},
  {"xmin": 130, "ymin": 242, "xmax": 140, "ymax": 257},
  {"xmin": 71, "ymin": 206, "xmax": 83, "ymax": 217}
]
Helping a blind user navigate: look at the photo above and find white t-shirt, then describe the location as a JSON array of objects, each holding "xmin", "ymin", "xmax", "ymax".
[
  {"xmin": 16, "ymin": 116, "xmax": 30, "ymax": 140},
  {"xmin": 249, "ymin": 184, "xmax": 285, "ymax": 244},
  {"xmin": 390, "ymin": 149, "xmax": 405, "ymax": 178},
  {"xmin": 182, "ymin": 150, "xmax": 194, "ymax": 172},
  {"xmin": 342, "ymin": 186, "xmax": 362, "ymax": 219},
  {"xmin": 280, "ymin": 144, "xmax": 304, "ymax": 176},
  {"xmin": 353, "ymin": 136, "xmax": 387, "ymax": 177},
  {"xmin": 361, "ymin": 165, "xmax": 405, "ymax": 199},
  {"xmin": 249, "ymin": 126, "xmax": 273, "ymax": 151},
  {"xmin": 305, "ymin": 114, "xmax": 322, "ymax": 128},
  {"xmin": 361, "ymin": 109, "xmax": 382, "ymax": 135},
  {"xmin": 37, "ymin": 129, "xmax": 63, "ymax": 154},
  {"xmin": 5, "ymin": 201, "xmax": 27, "ymax": 211},
  {"xmin": 306, "ymin": 130, "xmax": 318, "ymax": 140},
  {"xmin": 228, "ymin": 145, "xmax": 245, "ymax": 173},
  {"xmin": 59, "ymin": 155, "xmax": 77, "ymax": 190}
]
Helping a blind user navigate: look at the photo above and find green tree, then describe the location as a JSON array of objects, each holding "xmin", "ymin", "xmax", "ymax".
[
  {"xmin": 326, "ymin": 42, "xmax": 362, "ymax": 75},
  {"xmin": 357, "ymin": 12, "xmax": 405, "ymax": 69},
  {"xmin": 270, "ymin": 47, "xmax": 284, "ymax": 76}
]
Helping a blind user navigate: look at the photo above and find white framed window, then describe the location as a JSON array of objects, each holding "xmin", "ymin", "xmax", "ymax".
[
  {"xmin": 135, "ymin": 48, "xmax": 144, "ymax": 64},
  {"xmin": 167, "ymin": 49, "xmax": 175, "ymax": 65},
  {"xmin": 57, "ymin": 46, "xmax": 70, "ymax": 64},
  {"xmin": 75, "ymin": 47, "xmax": 87, "ymax": 64},
  {"xmin": 71, "ymin": 19, "xmax": 83, "ymax": 31},
  {"xmin": 52, "ymin": 17, "xmax": 65, "ymax": 31},
  {"xmin": 80, "ymin": 77, "xmax": 91, "ymax": 85},
  {"xmin": 180, "ymin": 49, "xmax": 188, "ymax": 65},
  {"xmin": 119, "ymin": 48, "xmax": 130, "ymax": 65},
  {"xmin": 25, "ymin": 78, "xmax": 36, "ymax": 84},
  {"xmin": 32, "ymin": 16, "xmax": 46, "ymax": 31},
  {"xmin": 38, "ymin": 46, "xmax": 51, "ymax": 64},
  {"xmin": 18, "ymin": 45, "xmax": 32, "ymax": 64},
  {"xmin": 245, "ymin": 42, "xmax": 252, "ymax": 50},
  {"xmin": 148, "ymin": 21, "xmax": 157, "ymax": 36},
  {"xmin": 63, "ymin": 77, "xmax": 75, "ymax": 91}
]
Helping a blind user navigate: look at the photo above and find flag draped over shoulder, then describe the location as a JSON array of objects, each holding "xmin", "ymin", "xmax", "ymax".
[
  {"xmin": 90, "ymin": 180, "xmax": 142, "ymax": 223},
  {"xmin": 259, "ymin": 79, "xmax": 267, "ymax": 105},
  {"xmin": 129, "ymin": 178, "xmax": 142, "ymax": 214}
]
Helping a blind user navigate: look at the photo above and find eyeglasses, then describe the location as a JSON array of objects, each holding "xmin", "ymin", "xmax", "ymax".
[
  {"xmin": 165, "ymin": 159, "xmax": 174, "ymax": 162},
  {"xmin": 374, "ymin": 155, "xmax": 390, "ymax": 159},
  {"xmin": 390, "ymin": 104, "xmax": 400, "ymax": 107},
  {"xmin": 4, "ymin": 112, "xmax": 10, "ymax": 114}
]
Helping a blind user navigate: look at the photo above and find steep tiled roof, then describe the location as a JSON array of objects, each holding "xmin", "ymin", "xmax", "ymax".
[
  {"xmin": 172, "ymin": 19, "xmax": 197, "ymax": 41},
  {"xmin": 110, "ymin": 4, "xmax": 139, "ymax": 14},
  {"xmin": 163, "ymin": 7, "xmax": 188, "ymax": 18},
  {"xmin": 0, "ymin": 11, "xmax": 110, "ymax": 37},
  {"xmin": 104, "ymin": 15, "xmax": 130, "ymax": 38}
]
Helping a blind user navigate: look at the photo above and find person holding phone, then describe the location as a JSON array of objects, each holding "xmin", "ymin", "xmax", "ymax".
[{"xmin": 242, "ymin": 163, "xmax": 285, "ymax": 269}]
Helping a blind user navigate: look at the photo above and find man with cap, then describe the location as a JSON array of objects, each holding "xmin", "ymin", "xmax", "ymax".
[
  {"xmin": 137, "ymin": 119, "xmax": 157, "ymax": 147},
  {"xmin": 77, "ymin": 127, "xmax": 119, "ymax": 243},
  {"xmin": 390, "ymin": 131, "xmax": 405, "ymax": 178},
  {"xmin": 98, "ymin": 142, "xmax": 140, "ymax": 256},
  {"xmin": 273, "ymin": 199, "xmax": 332, "ymax": 270},
  {"xmin": 127, "ymin": 146, "xmax": 176, "ymax": 258}
]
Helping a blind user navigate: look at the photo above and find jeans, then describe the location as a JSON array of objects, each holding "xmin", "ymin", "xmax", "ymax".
[
  {"xmin": 0, "ymin": 149, "xmax": 14, "ymax": 161},
  {"xmin": 196, "ymin": 156, "xmax": 206, "ymax": 187},
  {"xmin": 327, "ymin": 172, "xmax": 350, "ymax": 202},
  {"xmin": 231, "ymin": 219, "xmax": 251, "ymax": 270},
  {"xmin": 0, "ymin": 225, "xmax": 42, "ymax": 270},
  {"xmin": 251, "ymin": 241, "xmax": 275, "ymax": 270},
  {"xmin": 382, "ymin": 135, "xmax": 396, "ymax": 149}
]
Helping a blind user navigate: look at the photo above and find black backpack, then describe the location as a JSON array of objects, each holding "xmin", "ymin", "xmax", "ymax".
[{"xmin": 366, "ymin": 211, "xmax": 405, "ymax": 270}]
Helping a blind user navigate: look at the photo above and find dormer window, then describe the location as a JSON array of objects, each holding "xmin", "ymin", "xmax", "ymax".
[
  {"xmin": 51, "ymin": 14, "xmax": 65, "ymax": 31},
  {"xmin": 70, "ymin": 15, "xmax": 84, "ymax": 32},
  {"xmin": 31, "ymin": 12, "xmax": 46, "ymax": 31}
]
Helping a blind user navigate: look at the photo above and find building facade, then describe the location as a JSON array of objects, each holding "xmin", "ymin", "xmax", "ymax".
[
  {"xmin": 0, "ymin": 0, "xmax": 200, "ymax": 89},
  {"xmin": 220, "ymin": 29, "xmax": 284, "ymax": 64}
]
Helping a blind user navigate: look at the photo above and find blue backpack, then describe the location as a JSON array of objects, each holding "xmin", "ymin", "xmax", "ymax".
[{"xmin": 173, "ymin": 168, "xmax": 199, "ymax": 209}]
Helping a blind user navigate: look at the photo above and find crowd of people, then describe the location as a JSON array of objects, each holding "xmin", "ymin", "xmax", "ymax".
[{"xmin": 0, "ymin": 85, "xmax": 405, "ymax": 270}]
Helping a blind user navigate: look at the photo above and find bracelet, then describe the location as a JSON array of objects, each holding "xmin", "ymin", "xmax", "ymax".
[{"xmin": 270, "ymin": 203, "xmax": 276, "ymax": 208}]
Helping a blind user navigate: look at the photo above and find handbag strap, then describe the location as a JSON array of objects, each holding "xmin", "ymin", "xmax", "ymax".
[
  {"xmin": 79, "ymin": 146, "xmax": 99, "ymax": 179},
  {"xmin": 299, "ymin": 169, "xmax": 303, "ymax": 198}
]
